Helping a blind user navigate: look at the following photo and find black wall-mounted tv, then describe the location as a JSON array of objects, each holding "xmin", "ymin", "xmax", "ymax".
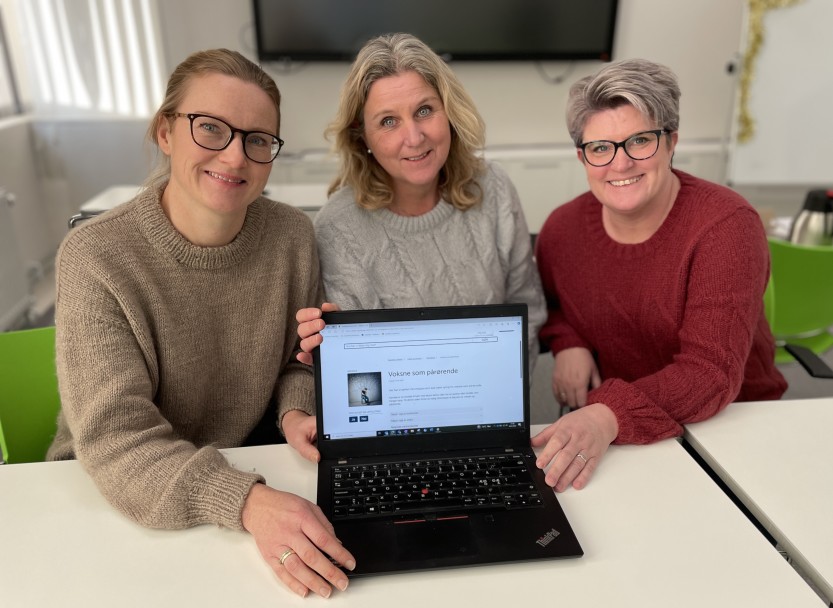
[{"xmin": 252, "ymin": 0, "xmax": 619, "ymax": 63}]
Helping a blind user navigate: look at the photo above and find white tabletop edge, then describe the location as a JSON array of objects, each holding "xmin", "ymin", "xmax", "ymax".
[
  {"xmin": 0, "ymin": 428, "xmax": 824, "ymax": 607},
  {"xmin": 684, "ymin": 398, "xmax": 833, "ymax": 602}
]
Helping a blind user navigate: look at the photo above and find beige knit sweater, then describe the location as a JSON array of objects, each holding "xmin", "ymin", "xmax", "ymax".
[{"xmin": 47, "ymin": 186, "xmax": 321, "ymax": 531}]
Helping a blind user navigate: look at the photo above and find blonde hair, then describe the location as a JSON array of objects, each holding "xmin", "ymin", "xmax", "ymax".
[
  {"xmin": 144, "ymin": 49, "xmax": 281, "ymax": 191},
  {"xmin": 326, "ymin": 33, "xmax": 486, "ymax": 211}
]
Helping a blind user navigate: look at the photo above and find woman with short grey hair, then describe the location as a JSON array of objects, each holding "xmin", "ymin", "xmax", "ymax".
[{"xmin": 532, "ymin": 58, "xmax": 786, "ymax": 493}]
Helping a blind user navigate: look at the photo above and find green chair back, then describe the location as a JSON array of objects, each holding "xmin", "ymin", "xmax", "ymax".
[
  {"xmin": 767, "ymin": 238, "xmax": 833, "ymax": 364},
  {"xmin": 0, "ymin": 326, "xmax": 60, "ymax": 464}
]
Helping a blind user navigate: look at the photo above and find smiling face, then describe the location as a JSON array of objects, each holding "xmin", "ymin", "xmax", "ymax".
[
  {"xmin": 362, "ymin": 71, "xmax": 452, "ymax": 205},
  {"xmin": 157, "ymin": 73, "xmax": 277, "ymax": 239},
  {"xmin": 579, "ymin": 104, "xmax": 678, "ymax": 224}
]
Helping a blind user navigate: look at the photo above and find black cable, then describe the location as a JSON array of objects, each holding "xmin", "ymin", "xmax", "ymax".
[{"xmin": 534, "ymin": 61, "xmax": 575, "ymax": 85}]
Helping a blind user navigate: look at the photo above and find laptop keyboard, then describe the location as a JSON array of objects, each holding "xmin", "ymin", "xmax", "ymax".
[{"xmin": 331, "ymin": 454, "xmax": 544, "ymax": 520}]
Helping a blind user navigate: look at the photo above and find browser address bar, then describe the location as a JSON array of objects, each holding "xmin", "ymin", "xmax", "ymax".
[{"xmin": 343, "ymin": 336, "xmax": 498, "ymax": 349}]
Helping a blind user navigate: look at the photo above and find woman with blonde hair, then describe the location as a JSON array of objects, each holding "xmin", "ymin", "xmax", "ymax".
[{"xmin": 287, "ymin": 33, "xmax": 545, "ymax": 461}]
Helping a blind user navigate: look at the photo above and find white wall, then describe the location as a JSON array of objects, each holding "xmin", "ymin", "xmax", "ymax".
[
  {"xmin": 30, "ymin": 117, "xmax": 152, "ymax": 213},
  {"xmin": 0, "ymin": 117, "xmax": 50, "ymax": 329},
  {"xmin": 730, "ymin": 0, "xmax": 832, "ymax": 186},
  {"xmin": 0, "ymin": 133, "xmax": 30, "ymax": 330}
]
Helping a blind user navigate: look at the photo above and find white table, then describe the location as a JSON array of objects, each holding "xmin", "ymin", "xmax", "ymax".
[
  {"xmin": 263, "ymin": 182, "xmax": 327, "ymax": 211},
  {"xmin": 79, "ymin": 182, "xmax": 327, "ymax": 213},
  {"xmin": 685, "ymin": 397, "xmax": 833, "ymax": 603},
  {"xmin": 79, "ymin": 184, "xmax": 143, "ymax": 213},
  {"xmin": 0, "ymin": 432, "xmax": 822, "ymax": 607}
]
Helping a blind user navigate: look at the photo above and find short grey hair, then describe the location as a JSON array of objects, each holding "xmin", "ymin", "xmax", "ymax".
[{"xmin": 565, "ymin": 58, "xmax": 681, "ymax": 146}]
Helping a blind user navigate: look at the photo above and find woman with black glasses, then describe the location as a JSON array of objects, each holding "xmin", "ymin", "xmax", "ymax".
[
  {"xmin": 532, "ymin": 58, "xmax": 786, "ymax": 493},
  {"xmin": 47, "ymin": 49, "xmax": 354, "ymax": 598}
]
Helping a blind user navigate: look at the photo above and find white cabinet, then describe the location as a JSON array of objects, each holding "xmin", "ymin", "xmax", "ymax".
[
  {"xmin": 486, "ymin": 147, "xmax": 585, "ymax": 234},
  {"xmin": 282, "ymin": 151, "xmax": 338, "ymax": 185},
  {"xmin": 673, "ymin": 141, "xmax": 727, "ymax": 184},
  {"xmin": 290, "ymin": 157, "xmax": 338, "ymax": 184},
  {"xmin": 488, "ymin": 142, "xmax": 728, "ymax": 234}
]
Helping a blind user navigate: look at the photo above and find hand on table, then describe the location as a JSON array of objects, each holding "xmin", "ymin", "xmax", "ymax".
[
  {"xmin": 531, "ymin": 403, "xmax": 618, "ymax": 492},
  {"xmin": 295, "ymin": 303, "xmax": 340, "ymax": 366},
  {"xmin": 282, "ymin": 410, "xmax": 320, "ymax": 463},
  {"xmin": 242, "ymin": 483, "xmax": 356, "ymax": 598},
  {"xmin": 552, "ymin": 347, "xmax": 601, "ymax": 409}
]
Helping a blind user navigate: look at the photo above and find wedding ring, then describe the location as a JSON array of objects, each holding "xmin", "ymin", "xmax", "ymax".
[
  {"xmin": 576, "ymin": 452, "xmax": 587, "ymax": 464},
  {"xmin": 279, "ymin": 548, "xmax": 296, "ymax": 566},
  {"xmin": 559, "ymin": 392, "xmax": 567, "ymax": 401}
]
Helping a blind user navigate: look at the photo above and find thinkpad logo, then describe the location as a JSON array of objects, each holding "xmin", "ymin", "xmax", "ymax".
[{"xmin": 536, "ymin": 527, "xmax": 560, "ymax": 547}]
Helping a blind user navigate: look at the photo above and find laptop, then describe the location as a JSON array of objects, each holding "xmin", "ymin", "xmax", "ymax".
[{"xmin": 313, "ymin": 303, "xmax": 583, "ymax": 577}]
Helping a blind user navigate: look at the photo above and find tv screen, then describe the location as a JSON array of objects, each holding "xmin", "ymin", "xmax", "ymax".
[{"xmin": 252, "ymin": 0, "xmax": 618, "ymax": 62}]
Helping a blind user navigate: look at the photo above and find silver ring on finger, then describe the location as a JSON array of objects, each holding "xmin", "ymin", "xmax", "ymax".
[
  {"xmin": 575, "ymin": 452, "xmax": 587, "ymax": 465},
  {"xmin": 279, "ymin": 548, "xmax": 297, "ymax": 566}
]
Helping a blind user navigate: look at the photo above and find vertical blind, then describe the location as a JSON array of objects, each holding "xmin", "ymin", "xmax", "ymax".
[
  {"xmin": 0, "ymin": 5, "xmax": 20, "ymax": 117},
  {"xmin": 14, "ymin": 0, "xmax": 164, "ymax": 117}
]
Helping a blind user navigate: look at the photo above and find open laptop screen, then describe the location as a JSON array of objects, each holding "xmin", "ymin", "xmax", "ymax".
[{"xmin": 316, "ymin": 309, "xmax": 526, "ymax": 444}]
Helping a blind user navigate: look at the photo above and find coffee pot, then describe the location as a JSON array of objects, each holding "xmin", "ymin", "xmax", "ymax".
[{"xmin": 788, "ymin": 189, "xmax": 833, "ymax": 246}]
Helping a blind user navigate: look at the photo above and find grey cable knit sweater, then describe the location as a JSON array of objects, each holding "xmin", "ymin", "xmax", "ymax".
[
  {"xmin": 314, "ymin": 161, "xmax": 546, "ymax": 363},
  {"xmin": 47, "ymin": 186, "xmax": 321, "ymax": 531}
]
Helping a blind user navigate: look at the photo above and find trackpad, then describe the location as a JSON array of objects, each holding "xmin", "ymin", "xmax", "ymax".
[{"xmin": 394, "ymin": 517, "xmax": 480, "ymax": 562}]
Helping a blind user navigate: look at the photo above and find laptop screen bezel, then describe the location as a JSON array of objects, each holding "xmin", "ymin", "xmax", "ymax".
[{"xmin": 312, "ymin": 303, "xmax": 531, "ymax": 461}]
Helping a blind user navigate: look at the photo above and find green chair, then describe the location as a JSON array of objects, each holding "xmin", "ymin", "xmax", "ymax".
[
  {"xmin": 0, "ymin": 326, "xmax": 61, "ymax": 464},
  {"xmin": 766, "ymin": 237, "xmax": 833, "ymax": 376}
]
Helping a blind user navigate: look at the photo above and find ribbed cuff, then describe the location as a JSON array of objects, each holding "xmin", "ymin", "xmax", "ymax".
[{"xmin": 189, "ymin": 457, "xmax": 264, "ymax": 531}]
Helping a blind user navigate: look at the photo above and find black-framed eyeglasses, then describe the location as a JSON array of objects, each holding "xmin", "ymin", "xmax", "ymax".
[
  {"xmin": 579, "ymin": 129, "xmax": 670, "ymax": 167},
  {"xmin": 173, "ymin": 113, "xmax": 284, "ymax": 164}
]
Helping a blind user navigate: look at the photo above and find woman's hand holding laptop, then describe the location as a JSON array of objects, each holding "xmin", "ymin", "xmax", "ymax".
[
  {"xmin": 283, "ymin": 410, "xmax": 321, "ymax": 463},
  {"xmin": 295, "ymin": 303, "xmax": 340, "ymax": 366},
  {"xmin": 286, "ymin": 303, "xmax": 341, "ymax": 463}
]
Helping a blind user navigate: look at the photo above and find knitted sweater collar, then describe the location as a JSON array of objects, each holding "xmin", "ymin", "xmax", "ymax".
[
  {"xmin": 136, "ymin": 185, "xmax": 265, "ymax": 270},
  {"xmin": 374, "ymin": 198, "xmax": 457, "ymax": 234},
  {"xmin": 584, "ymin": 169, "xmax": 689, "ymax": 259}
]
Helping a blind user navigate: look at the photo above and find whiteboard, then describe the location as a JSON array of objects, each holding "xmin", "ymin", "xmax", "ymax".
[{"xmin": 730, "ymin": 0, "xmax": 833, "ymax": 185}]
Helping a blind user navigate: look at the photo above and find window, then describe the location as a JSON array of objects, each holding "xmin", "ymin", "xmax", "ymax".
[
  {"xmin": 15, "ymin": 0, "xmax": 164, "ymax": 116},
  {"xmin": 0, "ymin": 6, "xmax": 21, "ymax": 117}
]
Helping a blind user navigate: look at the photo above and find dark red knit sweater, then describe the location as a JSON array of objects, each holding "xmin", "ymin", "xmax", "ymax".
[{"xmin": 536, "ymin": 170, "xmax": 787, "ymax": 444}]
